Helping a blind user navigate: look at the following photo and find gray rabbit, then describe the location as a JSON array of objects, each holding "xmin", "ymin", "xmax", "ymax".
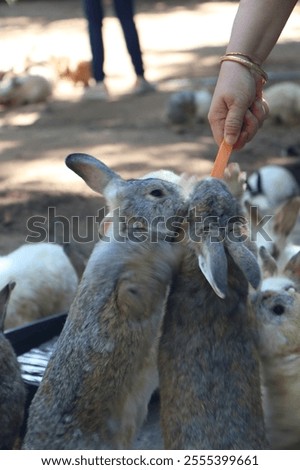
[
  {"xmin": 158, "ymin": 178, "xmax": 268, "ymax": 449},
  {"xmin": 165, "ymin": 89, "xmax": 212, "ymax": 133},
  {"xmin": 23, "ymin": 154, "xmax": 186, "ymax": 450},
  {"xmin": 0, "ymin": 283, "xmax": 26, "ymax": 449}
]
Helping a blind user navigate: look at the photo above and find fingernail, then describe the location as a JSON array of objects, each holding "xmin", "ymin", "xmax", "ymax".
[{"xmin": 224, "ymin": 134, "xmax": 237, "ymax": 146}]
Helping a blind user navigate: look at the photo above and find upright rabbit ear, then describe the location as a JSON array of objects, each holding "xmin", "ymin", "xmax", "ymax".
[
  {"xmin": 65, "ymin": 153, "xmax": 122, "ymax": 195},
  {"xmin": 0, "ymin": 282, "xmax": 15, "ymax": 332},
  {"xmin": 259, "ymin": 245, "xmax": 278, "ymax": 278},
  {"xmin": 226, "ymin": 241, "xmax": 261, "ymax": 289},
  {"xmin": 195, "ymin": 238, "xmax": 228, "ymax": 299},
  {"xmin": 273, "ymin": 196, "xmax": 300, "ymax": 237},
  {"xmin": 283, "ymin": 250, "xmax": 300, "ymax": 283}
]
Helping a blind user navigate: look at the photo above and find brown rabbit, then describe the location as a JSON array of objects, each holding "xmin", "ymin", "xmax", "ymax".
[
  {"xmin": 23, "ymin": 154, "xmax": 187, "ymax": 450},
  {"xmin": 59, "ymin": 60, "xmax": 92, "ymax": 87},
  {"xmin": 158, "ymin": 178, "xmax": 268, "ymax": 449},
  {"xmin": 0, "ymin": 283, "xmax": 26, "ymax": 449}
]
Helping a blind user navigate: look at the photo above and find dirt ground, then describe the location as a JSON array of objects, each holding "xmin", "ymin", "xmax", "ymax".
[{"xmin": 1, "ymin": 0, "xmax": 300, "ymax": 262}]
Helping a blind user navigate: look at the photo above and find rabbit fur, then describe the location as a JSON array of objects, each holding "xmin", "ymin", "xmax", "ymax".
[
  {"xmin": 253, "ymin": 247, "xmax": 300, "ymax": 449},
  {"xmin": 165, "ymin": 89, "xmax": 212, "ymax": 133},
  {"xmin": 0, "ymin": 283, "xmax": 26, "ymax": 449},
  {"xmin": 0, "ymin": 73, "xmax": 52, "ymax": 107},
  {"xmin": 263, "ymin": 82, "xmax": 300, "ymax": 126},
  {"xmin": 23, "ymin": 154, "xmax": 188, "ymax": 450},
  {"xmin": 1, "ymin": 242, "xmax": 79, "ymax": 330},
  {"xmin": 158, "ymin": 177, "xmax": 268, "ymax": 449},
  {"xmin": 223, "ymin": 163, "xmax": 300, "ymax": 269},
  {"xmin": 244, "ymin": 165, "xmax": 299, "ymax": 214}
]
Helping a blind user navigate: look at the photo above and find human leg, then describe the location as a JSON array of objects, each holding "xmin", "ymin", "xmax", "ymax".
[
  {"xmin": 113, "ymin": 0, "xmax": 155, "ymax": 94},
  {"xmin": 113, "ymin": 0, "xmax": 145, "ymax": 77},
  {"xmin": 82, "ymin": 0, "xmax": 105, "ymax": 82}
]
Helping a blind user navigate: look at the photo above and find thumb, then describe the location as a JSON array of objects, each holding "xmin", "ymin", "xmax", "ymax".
[{"xmin": 224, "ymin": 106, "xmax": 245, "ymax": 146}]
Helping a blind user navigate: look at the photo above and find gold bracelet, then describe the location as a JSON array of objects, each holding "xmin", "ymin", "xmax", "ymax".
[
  {"xmin": 224, "ymin": 52, "xmax": 260, "ymax": 65},
  {"xmin": 220, "ymin": 54, "xmax": 268, "ymax": 84}
]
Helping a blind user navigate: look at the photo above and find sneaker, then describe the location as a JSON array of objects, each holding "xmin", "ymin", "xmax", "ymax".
[
  {"xmin": 82, "ymin": 82, "xmax": 109, "ymax": 101},
  {"xmin": 132, "ymin": 77, "xmax": 156, "ymax": 95}
]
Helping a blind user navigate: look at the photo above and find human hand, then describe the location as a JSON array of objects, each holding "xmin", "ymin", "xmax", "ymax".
[{"xmin": 208, "ymin": 61, "xmax": 269, "ymax": 149}]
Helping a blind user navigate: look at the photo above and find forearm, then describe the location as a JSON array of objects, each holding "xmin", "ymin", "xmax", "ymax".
[{"xmin": 226, "ymin": 0, "xmax": 298, "ymax": 64}]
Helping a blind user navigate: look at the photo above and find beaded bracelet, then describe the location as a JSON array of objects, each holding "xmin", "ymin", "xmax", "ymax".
[{"xmin": 220, "ymin": 53, "xmax": 268, "ymax": 84}]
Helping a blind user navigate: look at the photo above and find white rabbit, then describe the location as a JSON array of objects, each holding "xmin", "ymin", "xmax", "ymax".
[
  {"xmin": 0, "ymin": 73, "xmax": 52, "ymax": 107},
  {"xmin": 1, "ymin": 242, "xmax": 79, "ymax": 330},
  {"xmin": 244, "ymin": 165, "xmax": 299, "ymax": 214}
]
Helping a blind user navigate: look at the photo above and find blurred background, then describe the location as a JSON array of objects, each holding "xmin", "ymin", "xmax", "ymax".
[{"xmin": 1, "ymin": 0, "xmax": 300, "ymax": 260}]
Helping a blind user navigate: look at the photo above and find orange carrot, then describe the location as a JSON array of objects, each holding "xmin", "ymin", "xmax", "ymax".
[{"xmin": 210, "ymin": 140, "xmax": 233, "ymax": 178}]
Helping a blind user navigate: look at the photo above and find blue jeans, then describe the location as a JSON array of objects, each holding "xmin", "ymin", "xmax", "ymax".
[{"xmin": 82, "ymin": 0, "xmax": 145, "ymax": 82}]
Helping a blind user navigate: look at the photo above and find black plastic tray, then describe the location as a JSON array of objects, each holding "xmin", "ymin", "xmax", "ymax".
[{"xmin": 4, "ymin": 313, "xmax": 67, "ymax": 436}]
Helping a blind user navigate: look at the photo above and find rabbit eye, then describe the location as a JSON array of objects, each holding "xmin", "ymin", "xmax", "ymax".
[
  {"xmin": 150, "ymin": 189, "xmax": 165, "ymax": 198},
  {"xmin": 272, "ymin": 304, "xmax": 285, "ymax": 316}
]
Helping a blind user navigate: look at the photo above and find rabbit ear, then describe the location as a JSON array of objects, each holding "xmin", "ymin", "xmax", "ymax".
[
  {"xmin": 283, "ymin": 250, "xmax": 300, "ymax": 282},
  {"xmin": 259, "ymin": 245, "xmax": 278, "ymax": 277},
  {"xmin": 226, "ymin": 242, "xmax": 261, "ymax": 289},
  {"xmin": 273, "ymin": 196, "xmax": 300, "ymax": 237},
  {"xmin": 65, "ymin": 153, "xmax": 122, "ymax": 195},
  {"xmin": 196, "ymin": 238, "xmax": 228, "ymax": 299},
  {"xmin": 0, "ymin": 282, "xmax": 15, "ymax": 331}
]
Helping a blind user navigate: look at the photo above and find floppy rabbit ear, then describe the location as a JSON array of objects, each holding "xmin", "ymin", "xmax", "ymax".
[
  {"xmin": 0, "ymin": 282, "xmax": 15, "ymax": 332},
  {"xmin": 226, "ymin": 242, "xmax": 261, "ymax": 289},
  {"xmin": 66, "ymin": 153, "xmax": 122, "ymax": 195},
  {"xmin": 196, "ymin": 238, "xmax": 228, "ymax": 299}
]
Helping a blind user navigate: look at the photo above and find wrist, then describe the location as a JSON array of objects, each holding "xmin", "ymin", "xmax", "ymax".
[
  {"xmin": 220, "ymin": 53, "xmax": 268, "ymax": 84},
  {"xmin": 225, "ymin": 48, "xmax": 263, "ymax": 66}
]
